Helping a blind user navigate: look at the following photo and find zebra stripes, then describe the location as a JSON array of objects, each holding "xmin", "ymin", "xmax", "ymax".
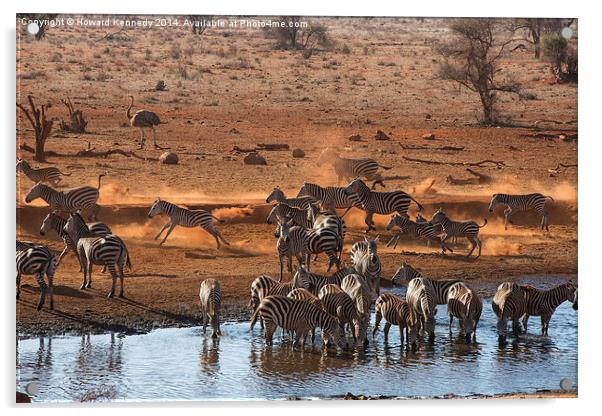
[
  {"xmin": 391, "ymin": 261, "xmax": 423, "ymax": 286},
  {"xmin": 266, "ymin": 186, "xmax": 317, "ymax": 209},
  {"xmin": 492, "ymin": 282, "xmax": 527, "ymax": 342},
  {"xmin": 308, "ymin": 208, "xmax": 346, "ymax": 260},
  {"xmin": 406, "ymin": 277, "xmax": 437, "ymax": 341},
  {"xmin": 488, "ymin": 193, "xmax": 554, "ymax": 231},
  {"xmin": 62, "ymin": 212, "xmax": 131, "ymax": 298},
  {"xmin": 386, "ymin": 214, "xmax": 452, "ymax": 253},
  {"xmin": 446, "ymin": 282, "xmax": 482, "ymax": 343},
  {"xmin": 297, "ymin": 182, "xmax": 360, "ymax": 211},
  {"xmin": 17, "ymin": 158, "xmax": 71, "ymax": 186},
  {"xmin": 250, "ymin": 295, "xmax": 346, "ymax": 349},
  {"xmin": 148, "ymin": 197, "xmax": 229, "ymax": 249},
  {"xmin": 520, "ymin": 280, "xmax": 577, "ymax": 335},
  {"xmin": 373, "ymin": 292, "xmax": 418, "ymax": 347},
  {"xmin": 25, "ymin": 174, "xmax": 105, "ymax": 221},
  {"xmin": 199, "ymin": 278, "xmax": 222, "ymax": 338},
  {"xmin": 350, "ymin": 238, "xmax": 382, "ymax": 301},
  {"xmin": 293, "ymin": 264, "xmax": 350, "ymax": 296},
  {"xmin": 16, "ymin": 240, "xmax": 56, "ymax": 310},
  {"xmin": 317, "ymin": 147, "xmax": 392, "ymax": 189},
  {"xmin": 267, "ymin": 202, "xmax": 313, "ymax": 232},
  {"xmin": 318, "ymin": 284, "xmax": 362, "ymax": 343},
  {"xmin": 391, "ymin": 262, "xmax": 464, "ymax": 306},
  {"xmin": 430, "ymin": 209, "xmax": 487, "ymax": 258},
  {"xmin": 343, "ymin": 177, "xmax": 423, "ymax": 232},
  {"xmin": 341, "ymin": 273, "xmax": 372, "ymax": 345}
]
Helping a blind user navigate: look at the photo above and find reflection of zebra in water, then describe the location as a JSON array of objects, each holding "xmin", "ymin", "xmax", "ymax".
[
  {"xmin": 446, "ymin": 282, "xmax": 482, "ymax": 343},
  {"xmin": 16, "ymin": 240, "xmax": 56, "ymax": 310},
  {"xmin": 147, "ymin": 197, "xmax": 229, "ymax": 249},
  {"xmin": 266, "ymin": 186, "xmax": 317, "ymax": 209},
  {"xmin": 406, "ymin": 277, "xmax": 437, "ymax": 341},
  {"xmin": 343, "ymin": 178, "xmax": 423, "ymax": 232},
  {"xmin": 199, "ymin": 278, "xmax": 222, "ymax": 338},
  {"xmin": 297, "ymin": 182, "xmax": 361, "ymax": 211},
  {"xmin": 317, "ymin": 147, "xmax": 392, "ymax": 189},
  {"xmin": 373, "ymin": 292, "xmax": 418, "ymax": 347},
  {"xmin": 488, "ymin": 193, "xmax": 554, "ymax": 231},
  {"xmin": 492, "ymin": 282, "xmax": 527, "ymax": 342},
  {"xmin": 430, "ymin": 209, "xmax": 487, "ymax": 258},
  {"xmin": 520, "ymin": 281, "xmax": 577, "ymax": 335},
  {"xmin": 17, "ymin": 158, "xmax": 71, "ymax": 186},
  {"xmin": 386, "ymin": 214, "xmax": 452, "ymax": 253},
  {"xmin": 24, "ymin": 174, "xmax": 105, "ymax": 221}
]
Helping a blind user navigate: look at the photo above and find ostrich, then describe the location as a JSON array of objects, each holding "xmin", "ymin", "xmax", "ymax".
[{"xmin": 126, "ymin": 96, "xmax": 165, "ymax": 149}]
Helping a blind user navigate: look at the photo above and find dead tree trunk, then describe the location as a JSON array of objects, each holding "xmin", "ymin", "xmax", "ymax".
[
  {"xmin": 60, "ymin": 97, "xmax": 87, "ymax": 133},
  {"xmin": 16, "ymin": 95, "xmax": 53, "ymax": 162}
]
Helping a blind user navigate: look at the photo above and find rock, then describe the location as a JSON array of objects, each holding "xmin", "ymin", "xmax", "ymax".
[
  {"xmin": 425, "ymin": 113, "xmax": 432, "ymax": 120},
  {"xmin": 292, "ymin": 148, "xmax": 305, "ymax": 158},
  {"xmin": 159, "ymin": 152, "xmax": 179, "ymax": 165},
  {"xmin": 374, "ymin": 130, "xmax": 391, "ymax": 141},
  {"xmin": 244, "ymin": 152, "xmax": 267, "ymax": 165},
  {"xmin": 348, "ymin": 134, "xmax": 362, "ymax": 142},
  {"xmin": 422, "ymin": 133, "xmax": 436, "ymax": 140}
]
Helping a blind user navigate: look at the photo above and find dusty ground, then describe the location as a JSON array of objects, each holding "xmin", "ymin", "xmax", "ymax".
[{"xmin": 16, "ymin": 16, "xmax": 577, "ymax": 337}]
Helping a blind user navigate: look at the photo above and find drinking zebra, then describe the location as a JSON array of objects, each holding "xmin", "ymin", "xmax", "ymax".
[
  {"xmin": 343, "ymin": 177, "xmax": 423, "ymax": 232},
  {"xmin": 318, "ymin": 284, "xmax": 363, "ymax": 344},
  {"xmin": 390, "ymin": 261, "xmax": 464, "ymax": 305},
  {"xmin": 16, "ymin": 158, "xmax": 71, "ymax": 186},
  {"xmin": 24, "ymin": 174, "xmax": 105, "ymax": 221},
  {"xmin": 250, "ymin": 295, "xmax": 347, "ymax": 349},
  {"xmin": 488, "ymin": 193, "xmax": 554, "ymax": 231},
  {"xmin": 266, "ymin": 186, "xmax": 317, "ymax": 209},
  {"xmin": 341, "ymin": 273, "xmax": 373, "ymax": 345},
  {"xmin": 386, "ymin": 214, "xmax": 453, "ymax": 253},
  {"xmin": 293, "ymin": 264, "xmax": 351, "ymax": 296},
  {"xmin": 297, "ymin": 182, "xmax": 361, "ymax": 212},
  {"xmin": 199, "ymin": 278, "xmax": 222, "ymax": 338},
  {"xmin": 16, "ymin": 240, "xmax": 56, "ymax": 310},
  {"xmin": 406, "ymin": 277, "xmax": 437, "ymax": 342},
  {"xmin": 62, "ymin": 213, "xmax": 131, "ymax": 298},
  {"xmin": 317, "ymin": 147, "xmax": 392, "ymax": 189},
  {"xmin": 520, "ymin": 280, "xmax": 577, "ymax": 335},
  {"xmin": 373, "ymin": 292, "xmax": 418, "ymax": 347},
  {"xmin": 147, "ymin": 197, "xmax": 229, "ymax": 249},
  {"xmin": 430, "ymin": 209, "xmax": 487, "ymax": 258},
  {"xmin": 350, "ymin": 238, "xmax": 382, "ymax": 300},
  {"xmin": 446, "ymin": 282, "xmax": 483, "ymax": 343},
  {"xmin": 288, "ymin": 288, "xmax": 323, "ymax": 343},
  {"xmin": 492, "ymin": 282, "xmax": 527, "ymax": 342}
]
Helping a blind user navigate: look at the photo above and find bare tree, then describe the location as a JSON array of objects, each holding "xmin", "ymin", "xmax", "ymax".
[
  {"xmin": 264, "ymin": 17, "xmax": 330, "ymax": 51},
  {"xmin": 542, "ymin": 33, "xmax": 578, "ymax": 83},
  {"xmin": 511, "ymin": 18, "xmax": 566, "ymax": 58},
  {"xmin": 59, "ymin": 97, "xmax": 88, "ymax": 133},
  {"xmin": 187, "ymin": 15, "xmax": 214, "ymax": 36},
  {"xmin": 437, "ymin": 19, "xmax": 522, "ymax": 125},
  {"xmin": 17, "ymin": 96, "xmax": 54, "ymax": 162}
]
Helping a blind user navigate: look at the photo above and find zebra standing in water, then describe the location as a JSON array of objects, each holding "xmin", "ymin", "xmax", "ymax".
[
  {"xmin": 297, "ymin": 182, "xmax": 361, "ymax": 212},
  {"xmin": 350, "ymin": 238, "xmax": 382, "ymax": 301},
  {"xmin": 520, "ymin": 280, "xmax": 577, "ymax": 335},
  {"xmin": 16, "ymin": 240, "xmax": 56, "ymax": 310},
  {"xmin": 319, "ymin": 284, "xmax": 363, "ymax": 345},
  {"xmin": 199, "ymin": 279, "xmax": 222, "ymax": 338},
  {"xmin": 406, "ymin": 277, "xmax": 437, "ymax": 342},
  {"xmin": 250, "ymin": 295, "xmax": 347, "ymax": 349},
  {"xmin": 148, "ymin": 198, "xmax": 229, "ymax": 249},
  {"xmin": 292, "ymin": 264, "xmax": 350, "ymax": 296},
  {"xmin": 488, "ymin": 193, "xmax": 554, "ymax": 231},
  {"xmin": 317, "ymin": 147, "xmax": 392, "ymax": 189},
  {"xmin": 266, "ymin": 186, "xmax": 317, "ymax": 209},
  {"xmin": 386, "ymin": 214, "xmax": 453, "ymax": 253},
  {"xmin": 492, "ymin": 282, "xmax": 527, "ymax": 342},
  {"xmin": 24, "ymin": 174, "xmax": 105, "ymax": 221},
  {"xmin": 341, "ymin": 273, "xmax": 373, "ymax": 345},
  {"xmin": 16, "ymin": 158, "xmax": 71, "ymax": 186},
  {"xmin": 391, "ymin": 261, "xmax": 464, "ymax": 306},
  {"xmin": 343, "ymin": 177, "xmax": 423, "ymax": 232},
  {"xmin": 446, "ymin": 282, "xmax": 483, "ymax": 343},
  {"xmin": 372, "ymin": 292, "xmax": 418, "ymax": 348},
  {"xmin": 430, "ymin": 209, "xmax": 487, "ymax": 258},
  {"xmin": 62, "ymin": 213, "xmax": 131, "ymax": 298}
]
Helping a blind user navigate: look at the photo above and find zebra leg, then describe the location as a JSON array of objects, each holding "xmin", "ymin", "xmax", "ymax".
[
  {"xmin": 383, "ymin": 322, "xmax": 392, "ymax": 342},
  {"xmin": 372, "ymin": 311, "xmax": 382, "ymax": 338},
  {"xmin": 36, "ymin": 272, "xmax": 47, "ymax": 311},
  {"xmin": 159, "ymin": 223, "xmax": 177, "ymax": 246},
  {"xmin": 56, "ymin": 245, "xmax": 71, "ymax": 268},
  {"xmin": 206, "ymin": 226, "xmax": 229, "ymax": 249},
  {"xmin": 542, "ymin": 212, "xmax": 550, "ymax": 231},
  {"xmin": 448, "ymin": 315, "xmax": 453, "ymax": 332},
  {"xmin": 279, "ymin": 254, "xmax": 284, "ymax": 282},
  {"xmin": 400, "ymin": 325, "xmax": 405, "ymax": 345},
  {"xmin": 476, "ymin": 237, "xmax": 483, "ymax": 258},
  {"xmin": 47, "ymin": 269, "xmax": 54, "ymax": 310},
  {"xmin": 154, "ymin": 222, "xmax": 171, "ymax": 240},
  {"xmin": 503, "ymin": 208, "xmax": 514, "ymax": 230},
  {"xmin": 86, "ymin": 262, "xmax": 94, "ymax": 288},
  {"xmin": 106, "ymin": 263, "xmax": 117, "ymax": 298},
  {"xmin": 264, "ymin": 322, "xmax": 276, "ymax": 346},
  {"xmin": 466, "ymin": 237, "xmax": 478, "ymax": 257},
  {"xmin": 16, "ymin": 272, "xmax": 21, "ymax": 300},
  {"xmin": 80, "ymin": 256, "xmax": 90, "ymax": 289},
  {"xmin": 541, "ymin": 315, "xmax": 551, "ymax": 336},
  {"xmin": 152, "ymin": 127, "xmax": 159, "ymax": 149},
  {"xmin": 364, "ymin": 212, "xmax": 375, "ymax": 232},
  {"xmin": 512, "ymin": 319, "xmax": 521, "ymax": 336},
  {"xmin": 201, "ymin": 309, "xmax": 207, "ymax": 334},
  {"xmin": 522, "ymin": 315, "xmax": 529, "ymax": 333},
  {"xmin": 118, "ymin": 259, "xmax": 125, "ymax": 298}
]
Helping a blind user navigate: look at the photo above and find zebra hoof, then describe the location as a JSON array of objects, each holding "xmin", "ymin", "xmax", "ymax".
[
  {"xmin": 80, "ymin": 285, "xmax": 86, "ymax": 290},
  {"xmin": 86, "ymin": 283, "xmax": 92, "ymax": 289},
  {"xmin": 107, "ymin": 293, "xmax": 114, "ymax": 299}
]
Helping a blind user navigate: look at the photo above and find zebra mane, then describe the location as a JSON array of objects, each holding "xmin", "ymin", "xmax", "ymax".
[{"xmin": 71, "ymin": 212, "xmax": 91, "ymax": 230}]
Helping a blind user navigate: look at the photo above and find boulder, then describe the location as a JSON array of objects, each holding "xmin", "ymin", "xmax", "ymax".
[
  {"xmin": 292, "ymin": 148, "xmax": 305, "ymax": 158},
  {"xmin": 244, "ymin": 152, "xmax": 267, "ymax": 165},
  {"xmin": 348, "ymin": 134, "xmax": 362, "ymax": 142},
  {"xmin": 422, "ymin": 133, "xmax": 436, "ymax": 140},
  {"xmin": 159, "ymin": 152, "xmax": 179, "ymax": 165}
]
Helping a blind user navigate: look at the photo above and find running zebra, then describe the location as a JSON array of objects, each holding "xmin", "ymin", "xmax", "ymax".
[
  {"xmin": 16, "ymin": 240, "xmax": 56, "ymax": 310},
  {"xmin": 430, "ymin": 209, "xmax": 487, "ymax": 258},
  {"xmin": 488, "ymin": 193, "xmax": 554, "ymax": 231},
  {"xmin": 297, "ymin": 182, "xmax": 361, "ymax": 211},
  {"xmin": 373, "ymin": 293, "xmax": 418, "ymax": 347},
  {"xmin": 492, "ymin": 282, "xmax": 527, "ymax": 342},
  {"xmin": 520, "ymin": 280, "xmax": 577, "ymax": 335},
  {"xmin": 62, "ymin": 213, "xmax": 131, "ymax": 298},
  {"xmin": 267, "ymin": 202, "xmax": 313, "ymax": 238},
  {"xmin": 16, "ymin": 158, "xmax": 71, "ymax": 186},
  {"xmin": 341, "ymin": 273, "xmax": 373, "ymax": 345},
  {"xmin": 446, "ymin": 282, "xmax": 483, "ymax": 343},
  {"xmin": 148, "ymin": 197, "xmax": 229, "ymax": 249},
  {"xmin": 24, "ymin": 174, "xmax": 105, "ymax": 221},
  {"xmin": 317, "ymin": 147, "xmax": 392, "ymax": 189},
  {"xmin": 350, "ymin": 238, "xmax": 382, "ymax": 300},
  {"xmin": 308, "ymin": 206, "xmax": 346, "ymax": 260},
  {"xmin": 266, "ymin": 186, "xmax": 317, "ymax": 209},
  {"xmin": 386, "ymin": 214, "xmax": 453, "ymax": 253},
  {"xmin": 406, "ymin": 277, "xmax": 437, "ymax": 341},
  {"xmin": 250, "ymin": 295, "xmax": 347, "ymax": 349},
  {"xmin": 318, "ymin": 284, "xmax": 363, "ymax": 344},
  {"xmin": 343, "ymin": 177, "xmax": 423, "ymax": 232},
  {"xmin": 199, "ymin": 278, "xmax": 222, "ymax": 338}
]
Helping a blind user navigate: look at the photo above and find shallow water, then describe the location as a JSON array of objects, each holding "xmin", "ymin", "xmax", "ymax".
[{"xmin": 16, "ymin": 282, "xmax": 578, "ymax": 402}]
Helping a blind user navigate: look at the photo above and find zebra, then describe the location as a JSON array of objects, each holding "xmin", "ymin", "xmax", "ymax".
[
  {"xmin": 147, "ymin": 197, "xmax": 229, "ymax": 249},
  {"xmin": 16, "ymin": 240, "xmax": 56, "ymax": 310},
  {"xmin": 297, "ymin": 182, "xmax": 361, "ymax": 212},
  {"xmin": 199, "ymin": 278, "xmax": 222, "ymax": 338},
  {"xmin": 488, "ymin": 193, "xmax": 554, "ymax": 231},
  {"xmin": 390, "ymin": 261, "xmax": 464, "ymax": 305},
  {"xmin": 386, "ymin": 214, "xmax": 453, "ymax": 253},
  {"xmin": 317, "ymin": 147, "xmax": 392, "ymax": 189},
  {"xmin": 446, "ymin": 282, "xmax": 483, "ymax": 343},
  {"xmin": 292, "ymin": 264, "xmax": 350, "ymax": 296},
  {"xmin": 430, "ymin": 209, "xmax": 487, "ymax": 258},
  {"xmin": 343, "ymin": 177, "xmax": 423, "ymax": 232},
  {"xmin": 318, "ymin": 284, "xmax": 363, "ymax": 344},
  {"xmin": 520, "ymin": 280, "xmax": 577, "ymax": 335},
  {"xmin": 340, "ymin": 273, "xmax": 373, "ymax": 345},
  {"xmin": 391, "ymin": 261, "xmax": 423, "ymax": 286},
  {"xmin": 350, "ymin": 238, "xmax": 382, "ymax": 301},
  {"xmin": 277, "ymin": 219, "xmax": 341, "ymax": 277},
  {"xmin": 267, "ymin": 202, "xmax": 313, "ymax": 239},
  {"xmin": 24, "ymin": 174, "xmax": 105, "ymax": 221},
  {"xmin": 288, "ymin": 288, "xmax": 323, "ymax": 343},
  {"xmin": 62, "ymin": 212, "xmax": 131, "ymax": 298},
  {"xmin": 372, "ymin": 292, "xmax": 418, "ymax": 348},
  {"xmin": 572, "ymin": 288, "xmax": 578, "ymax": 311},
  {"xmin": 307, "ymin": 206, "xmax": 346, "ymax": 260},
  {"xmin": 250, "ymin": 295, "xmax": 347, "ymax": 349},
  {"xmin": 16, "ymin": 158, "xmax": 71, "ymax": 186},
  {"xmin": 406, "ymin": 277, "xmax": 437, "ymax": 342},
  {"xmin": 492, "ymin": 282, "xmax": 527, "ymax": 342},
  {"xmin": 266, "ymin": 186, "xmax": 317, "ymax": 209}
]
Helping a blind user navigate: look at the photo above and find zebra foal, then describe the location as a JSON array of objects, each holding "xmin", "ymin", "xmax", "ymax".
[
  {"xmin": 16, "ymin": 240, "xmax": 56, "ymax": 310},
  {"xmin": 520, "ymin": 280, "xmax": 577, "ymax": 335},
  {"xmin": 199, "ymin": 278, "xmax": 222, "ymax": 338},
  {"xmin": 17, "ymin": 158, "xmax": 71, "ymax": 186},
  {"xmin": 430, "ymin": 209, "xmax": 487, "ymax": 258},
  {"xmin": 446, "ymin": 282, "xmax": 482, "ymax": 343},
  {"xmin": 317, "ymin": 147, "xmax": 392, "ymax": 189},
  {"xmin": 373, "ymin": 292, "xmax": 418, "ymax": 347},
  {"xmin": 488, "ymin": 193, "xmax": 554, "ymax": 231}
]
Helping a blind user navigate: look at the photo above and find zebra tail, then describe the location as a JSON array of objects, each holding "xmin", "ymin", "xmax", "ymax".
[
  {"xmin": 97, "ymin": 173, "xmax": 106, "ymax": 190},
  {"xmin": 211, "ymin": 215, "xmax": 225, "ymax": 223},
  {"xmin": 249, "ymin": 305, "xmax": 261, "ymax": 331},
  {"xmin": 478, "ymin": 218, "xmax": 488, "ymax": 228},
  {"xmin": 410, "ymin": 196, "xmax": 423, "ymax": 211},
  {"xmin": 378, "ymin": 164, "xmax": 393, "ymax": 170},
  {"xmin": 125, "ymin": 248, "xmax": 133, "ymax": 271},
  {"xmin": 545, "ymin": 195, "xmax": 555, "ymax": 202}
]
